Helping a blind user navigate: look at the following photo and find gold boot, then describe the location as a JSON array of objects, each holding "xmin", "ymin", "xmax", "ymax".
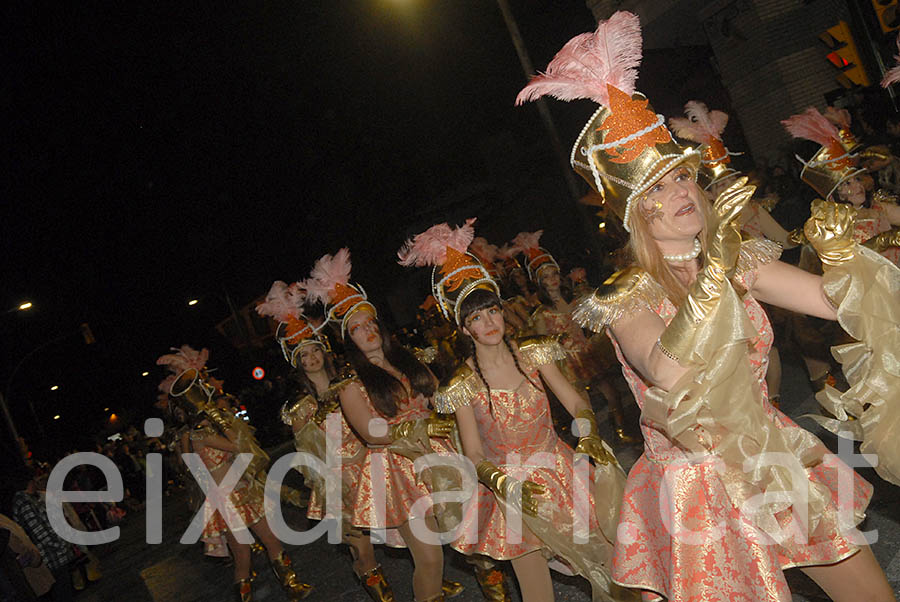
[
  {"xmin": 473, "ymin": 567, "xmax": 511, "ymax": 602},
  {"xmin": 235, "ymin": 578, "xmax": 252, "ymax": 602},
  {"xmin": 270, "ymin": 551, "xmax": 313, "ymax": 600},
  {"xmin": 71, "ymin": 568, "xmax": 86, "ymax": 592},
  {"xmin": 441, "ymin": 578, "xmax": 464, "ymax": 598},
  {"xmin": 417, "ymin": 595, "xmax": 445, "ymax": 602},
  {"xmin": 359, "ymin": 565, "xmax": 395, "ymax": 601}
]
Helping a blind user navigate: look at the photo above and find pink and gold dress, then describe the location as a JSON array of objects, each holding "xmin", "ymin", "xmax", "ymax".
[
  {"xmin": 531, "ymin": 304, "xmax": 600, "ymax": 388},
  {"xmin": 598, "ymin": 240, "xmax": 872, "ymax": 601},
  {"xmin": 191, "ymin": 426, "xmax": 267, "ymax": 557},
  {"xmin": 435, "ymin": 338, "xmax": 625, "ymax": 600},
  {"xmin": 854, "ymin": 202, "xmax": 900, "ymax": 265}
]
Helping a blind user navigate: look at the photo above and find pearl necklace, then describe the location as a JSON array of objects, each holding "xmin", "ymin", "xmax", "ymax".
[{"xmin": 662, "ymin": 238, "xmax": 701, "ymax": 263}]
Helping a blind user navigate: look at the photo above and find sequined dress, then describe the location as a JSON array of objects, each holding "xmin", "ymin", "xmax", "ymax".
[{"xmin": 606, "ymin": 243, "xmax": 873, "ymax": 601}]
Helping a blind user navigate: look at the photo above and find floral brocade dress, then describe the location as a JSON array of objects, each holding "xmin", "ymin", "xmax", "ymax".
[
  {"xmin": 854, "ymin": 202, "xmax": 900, "ymax": 265},
  {"xmin": 599, "ymin": 240, "xmax": 873, "ymax": 601},
  {"xmin": 192, "ymin": 427, "xmax": 267, "ymax": 557},
  {"xmin": 531, "ymin": 305, "xmax": 602, "ymax": 389}
]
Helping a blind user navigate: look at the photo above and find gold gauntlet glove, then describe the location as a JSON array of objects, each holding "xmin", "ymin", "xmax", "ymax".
[
  {"xmin": 863, "ymin": 227, "xmax": 900, "ymax": 253},
  {"xmin": 573, "ymin": 408, "xmax": 616, "ymax": 465},
  {"xmin": 787, "ymin": 226, "xmax": 808, "ymax": 247},
  {"xmin": 804, "ymin": 199, "xmax": 857, "ymax": 267},
  {"xmin": 204, "ymin": 405, "xmax": 235, "ymax": 433},
  {"xmin": 389, "ymin": 413, "xmax": 455, "ymax": 441},
  {"xmin": 476, "ymin": 460, "xmax": 546, "ymax": 517},
  {"xmin": 658, "ymin": 178, "xmax": 755, "ymax": 362}
]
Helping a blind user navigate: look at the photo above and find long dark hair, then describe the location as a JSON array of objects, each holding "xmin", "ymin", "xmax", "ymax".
[
  {"xmin": 457, "ymin": 288, "xmax": 539, "ymax": 407},
  {"xmin": 291, "ymin": 344, "xmax": 337, "ymax": 400},
  {"xmin": 344, "ymin": 316, "xmax": 435, "ymax": 417},
  {"xmin": 535, "ymin": 269, "xmax": 573, "ymax": 307}
]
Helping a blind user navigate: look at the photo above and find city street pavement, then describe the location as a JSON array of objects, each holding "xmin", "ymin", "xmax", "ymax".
[{"xmin": 74, "ymin": 351, "xmax": 900, "ymax": 601}]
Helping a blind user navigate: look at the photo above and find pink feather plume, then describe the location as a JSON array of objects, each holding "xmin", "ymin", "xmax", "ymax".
[
  {"xmin": 781, "ymin": 107, "xmax": 840, "ymax": 146},
  {"xmin": 256, "ymin": 281, "xmax": 306, "ymax": 323},
  {"xmin": 515, "ymin": 11, "xmax": 642, "ymax": 107},
  {"xmin": 469, "ymin": 237, "xmax": 498, "ymax": 263},
  {"xmin": 669, "ymin": 101, "xmax": 728, "ymax": 143},
  {"xmin": 883, "ymin": 35, "xmax": 900, "ymax": 88},
  {"xmin": 510, "ymin": 230, "xmax": 544, "ymax": 253},
  {"xmin": 397, "ymin": 218, "xmax": 476, "ymax": 267},
  {"xmin": 157, "ymin": 374, "xmax": 176, "ymax": 395},
  {"xmin": 496, "ymin": 243, "xmax": 518, "ymax": 260},
  {"xmin": 156, "ymin": 345, "xmax": 209, "ymax": 374},
  {"xmin": 304, "ymin": 248, "xmax": 352, "ymax": 305},
  {"xmin": 823, "ymin": 106, "xmax": 851, "ymax": 130}
]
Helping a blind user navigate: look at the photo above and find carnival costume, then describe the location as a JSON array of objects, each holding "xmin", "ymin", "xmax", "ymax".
[
  {"xmin": 783, "ymin": 106, "xmax": 900, "ymax": 266},
  {"xmin": 517, "ymin": 11, "xmax": 889, "ymax": 600},
  {"xmin": 398, "ymin": 219, "xmax": 631, "ymax": 602},
  {"xmin": 158, "ymin": 346, "xmax": 312, "ymax": 600}
]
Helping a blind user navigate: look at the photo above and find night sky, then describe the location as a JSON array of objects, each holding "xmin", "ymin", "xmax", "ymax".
[{"xmin": 3, "ymin": 1, "xmax": 724, "ymax": 457}]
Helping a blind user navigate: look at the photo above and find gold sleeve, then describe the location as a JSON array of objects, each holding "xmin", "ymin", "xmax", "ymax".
[{"xmin": 433, "ymin": 364, "xmax": 483, "ymax": 414}]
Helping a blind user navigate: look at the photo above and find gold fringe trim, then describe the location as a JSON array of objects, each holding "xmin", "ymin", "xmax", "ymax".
[
  {"xmin": 517, "ymin": 334, "xmax": 567, "ymax": 365},
  {"xmin": 414, "ymin": 346, "xmax": 438, "ymax": 364},
  {"xmin": 434, "ymin": 365, "xmax": 484, "ymax": 413},
  {"xmin": 320, "ymin": 373, "xmax": 358, "ymax": 404},
  {"xmin": 280, "ymin": 394, "xmax": 317, "ymax": 426},
  {"xmin": 572, "ymin": 267, "xmax": 665, "ymax": 333},
  {"xmin": 733, "ymin": 237, "xmax": 782, "ymax": 283}
]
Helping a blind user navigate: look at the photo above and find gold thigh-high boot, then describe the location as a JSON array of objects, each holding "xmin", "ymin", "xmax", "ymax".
[
  {"xmin": 417, "ymin": 594, "xmax": 445, "ymax": 602},
  {"xmin": 441, "ymin": 578, "xmax": 464, "ymax": 598},
  {"xmin": 359, "ymin": 565, "xmax": 395, "ymax": 601},
  {"xmin": 270, "ymin": 551, "xmax": 313, "ymax": 600},
  {"xmin": 473, "ymin": 566, "xmax": 512, "ymax": 602},
  {"xmin": 234, "ymin": 578, "xmax": 253, "ymax": 602}
]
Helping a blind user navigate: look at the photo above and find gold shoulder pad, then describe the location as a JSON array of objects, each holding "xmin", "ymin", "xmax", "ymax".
[
  {"xmin": 874, "ymin": 189, "xmax": 899, "ymax": 206},
  {"xmin": 321, "ymin": 370, "xmax": 359, "ymax": 403},
  {"xmin": 280, "ymin": 394, "xmax": 317, "ymax": 426},
  {"xmin": 413, "ymin": 346, "xmax": 438, "ymax": 364},
  {"xmin": 571, "ymin": 266, "xmax": 664, "ymax": 332},
  {"xmin": 434, "ymin": 363, "xmax": 483, "ymax": 414},
  {"xmin": 516, "ymin": 334, "xmax": 566, "ymax": 366},
  {"xmin": 733, "ymin": 237, "xmax": 782, "ymax": 283}
]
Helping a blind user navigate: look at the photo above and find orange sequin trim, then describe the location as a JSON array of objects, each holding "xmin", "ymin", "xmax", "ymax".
[{"xmin": 599, "ymin": 86, "xmax": 671, "ymax": 164}]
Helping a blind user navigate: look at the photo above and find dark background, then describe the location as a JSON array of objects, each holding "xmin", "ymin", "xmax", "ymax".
[{"xmin": 3, "ymin": 1, "xmax": 733, "ymax": 459}]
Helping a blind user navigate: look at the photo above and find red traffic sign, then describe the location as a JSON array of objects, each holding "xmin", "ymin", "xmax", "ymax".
[{"xmin": 252, "ymin": 367, "xmax": 265, "ymax": 380}]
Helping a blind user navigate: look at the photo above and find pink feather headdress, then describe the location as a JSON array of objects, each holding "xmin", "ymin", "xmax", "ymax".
[
  {"xmin": 515, "ymin": 11, "xmax": 641, "ymax": 107},
  {"xmin": 511, "ymin": 231, "xmax": 558, "ymax": 281},
  {"xmin": 156, "ymin": 345, "xmax": 209, "ymax": 375},
  {"xmin": 669, "ymin": 101, "xmax": 728, "ymax": 145},
  {"xmin": 396, "ymin": 219, "xmax": 498, "ymax": 324},
  {"xmin": 304, "ymin": 248, "xmax": 352, "ymax": 306},
  {"xmin": 157, "ymin": 374, "xmax": 177, "ymax": 395},
  {"xmin": 781, "ymin": 107, "xmax": 842, "ymax": 148},
  {"xmin": 823, "ymin": 107, "xmax": 851, "ymax": 131},
  {"xmin": 469, "ymin": 237, "xmax": 498, "ymax": 264},
  {"xmin": 397, "ymin": 218, "xmax": 476, "ymax": 267},
  {"xmin": 304, "ymin": 248, "xmax": 375, "ymax": 337},
  {"xmin": 255, "ymin": 281, "xmax": 306, "ymax": 323},
  {"xmin": 883, "ymin": 35, "xmax": 900, "ymax": 88}
]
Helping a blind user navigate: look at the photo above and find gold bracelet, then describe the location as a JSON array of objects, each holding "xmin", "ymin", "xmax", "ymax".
[{"xmin": 656, "ymin": 337, "xmax": 681, "ymax": 363}]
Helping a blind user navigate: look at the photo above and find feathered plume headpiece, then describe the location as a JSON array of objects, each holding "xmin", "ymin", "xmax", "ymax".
[
  {"xmin": 823, "ymin": 106, "xmax": 861, "ymax": 154},
  {"xmin": 304, "ymin": 249, "xmax": 375, "ymax": 338},
  {"xmin": 515, "ymin": 11, "xmax": 641, "ymax": 107},
  {"xmin": 883, "ymin": 35, "xmax": 900, "ymax": 88},
  {"xmin": 669, "ymin": 101, "xmax": 740, "ymax": 190},
  {"xmin": 782, "ymin": 106, "xmax": 863, "ymax": 199},
  {"xmin": 397, "ymin": 219, "xmax": 499, "ymax": 325},
  {"xmin": 496, "ymin": 243, "xmax": 524, "ymax": 278},
  {"xmin": 256, "ymin": 281, "xmax": 324, "ymax": 366},
  {"xmin": 516, "ymin": 11, "xmax": 698, "ymax": 233},
  {"xmin": 156, "ymin": 345, "xmax": 209, "ymax": 375},
  {"xmin": 511, "ymin": 231, "xmax": 559, "ymax": 282}
]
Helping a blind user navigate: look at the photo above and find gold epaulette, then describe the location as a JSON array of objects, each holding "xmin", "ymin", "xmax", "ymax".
[
  {"xmin": 312, "ymin": 397, "xmax": 341, "ymax": 425},
  {"xmin": 874, "ymin": 189, "xmax": 899, "ymax": 206},
  {"xmin": 516, "ymin": 334, "xmax": 566, "ymax": 366},
  {"xmin": 413, "ymin": 346, "xmax": 438, "ymax": 364},
  {"xmin": 320, "ymin": 370, "xmax": 359, "ymax": 403},
  {"xmin": 733, "ymin": 237, "xmax": 782, "ymax": 283},
  {"xmin": 571, "ymin": 266, "xmax": 664, "ymax": 332},
  {"xmin": 280, "ymin": 394, "xmax": 317, "ymax": 426},
  {"xmin": 434, "ymin": 364, "xmax": 484, "ymax": 414}
]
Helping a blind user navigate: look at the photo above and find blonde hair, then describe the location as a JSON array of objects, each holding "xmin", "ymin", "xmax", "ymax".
[{"xmin": 625, "ymin": 182, "xmax": 714, "ymax": 307}]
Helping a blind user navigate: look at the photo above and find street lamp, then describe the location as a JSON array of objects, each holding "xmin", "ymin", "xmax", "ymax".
[
  {"xmin": 53, "ymin": 415, "xmax": 60, "ymax": 420},
  {"xmin": 18, "ymin": 302, "xmax": 33, "ymax": 311},
  {"xmin": 141, "ymin": 371, "xmax": 149, "ymax": 377},
  {"xmin": 50, "ymin": 385, "xmax": 59, "ymax": 391},
  {"xmin": 188, "ymin": 299, "xmax": 199, "ymax": 306}
]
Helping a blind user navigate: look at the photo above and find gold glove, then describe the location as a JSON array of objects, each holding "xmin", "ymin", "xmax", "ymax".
[
  {"xmin": 787, "ymin": 226, "xmax": 808, "ymax": 247},
  {"xmin": 658, "ymin": 178, "xmax": 755, "ymax": 362},
  {"xmin": 573, "ymin": 408, "xmax": 616, "ymax": 466},
  {"xmin": 803, "ymin": 199, "xmax": 858, "ymax": 267},
  {"xmin": 476, "ymin": 459, "xmax": 545, "ymax": 517},
  {"xmin": 389, "ymin": 413, "xmax": 455, "ymax": 441},
  {"xmin": 863, "ymin": 227, "xmax": 900, "ymax": 253},
  {"xmin": 204, "ymin": 405, "xmax": 235, "ymax": 433}
]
